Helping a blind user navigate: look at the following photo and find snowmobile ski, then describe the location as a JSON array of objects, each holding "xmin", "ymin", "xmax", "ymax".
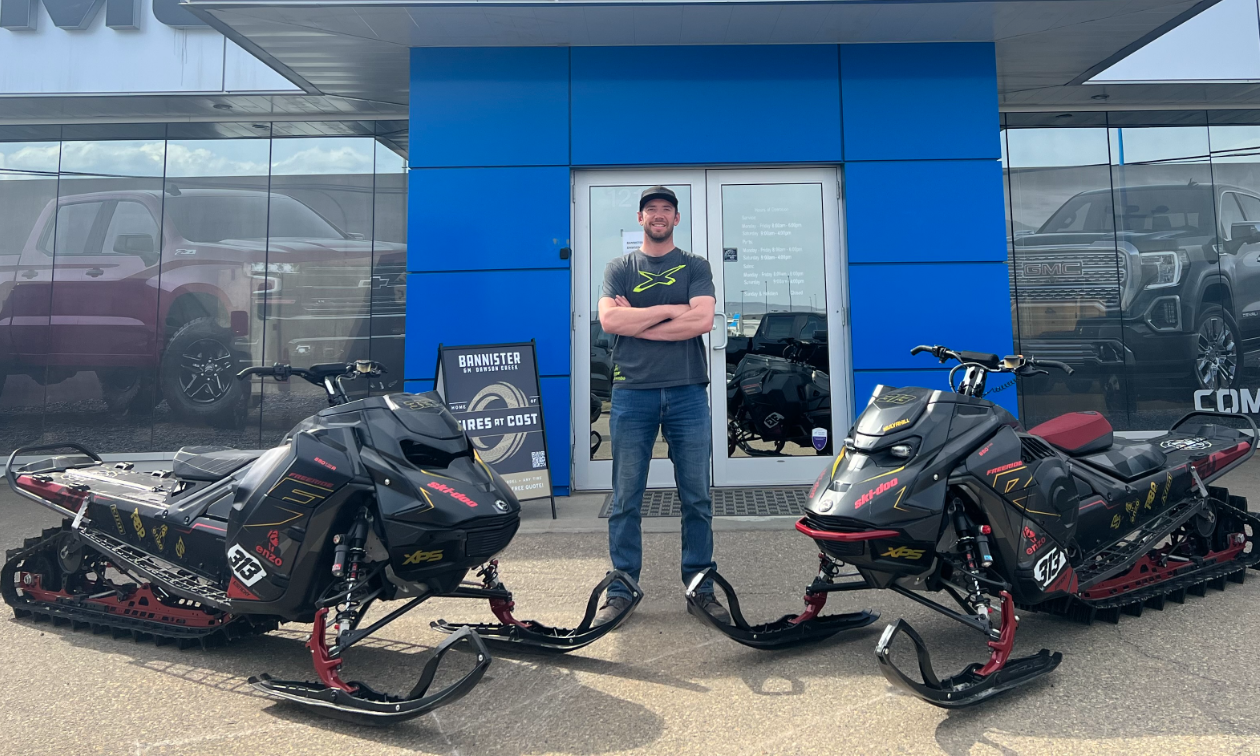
[
  {"xmin": 251, "ymin": 609, "xmax": 490, "ymax": 725},
  {"xmin": 874, "ymin": 592, "xmax": 1062, "ymax": 707},
  {"xmin": 684, "ymin": 564, "xmax": 879, "ymax": 649},
  {"xmin": 432, "ymin": 563, "xmax": 643, "ymax": 652}
]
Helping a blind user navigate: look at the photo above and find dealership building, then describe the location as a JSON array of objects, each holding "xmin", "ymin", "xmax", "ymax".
[{"xmin": 5, "ymin": 0, "xmax": 1260, "ymax": 495}]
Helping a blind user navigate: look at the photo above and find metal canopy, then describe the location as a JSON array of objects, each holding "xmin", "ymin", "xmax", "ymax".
[{"xmin": 181, "ymin": 0, "xmax": 1250, "ymax": 114}]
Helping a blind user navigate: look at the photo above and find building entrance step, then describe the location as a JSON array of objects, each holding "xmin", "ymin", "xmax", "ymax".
[{"xmin": 599, "ymin": 487, "xmax": 810, "ymax": 518}]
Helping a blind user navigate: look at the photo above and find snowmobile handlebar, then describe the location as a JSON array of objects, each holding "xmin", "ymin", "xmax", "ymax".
[
  {"xmin": 910, "ymin": 345, "xmax": 1074, "ymax": 375},
  {"xmin": 236, "ymin": 360, "xmax": 387, "ymax": 407},
  {"xmin": 236, "ymin": 360, "xmax": 386, "ymax": 385}
]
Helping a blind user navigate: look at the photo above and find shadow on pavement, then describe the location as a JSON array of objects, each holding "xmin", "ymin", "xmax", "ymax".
[{"xmin": 17, "ymin": 618, "xmax": 666, "ymax": 755}]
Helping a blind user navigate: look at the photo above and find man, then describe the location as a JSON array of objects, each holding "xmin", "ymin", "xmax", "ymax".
[{"xmin": 593, "ymin": 185, "xmax": 730, "ymax": 627}]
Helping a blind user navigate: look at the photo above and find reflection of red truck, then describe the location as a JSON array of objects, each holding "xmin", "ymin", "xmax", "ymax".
[{"xmin": 0, "ymin": 188, "xmax": 405, "ymax": 424}]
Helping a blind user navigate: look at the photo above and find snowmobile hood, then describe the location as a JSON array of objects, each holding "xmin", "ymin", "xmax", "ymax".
[
  {"xmin": 853, "ymin": 387, "xmax": 934, "ymax": 442},
  {"xmin": 383, "ymin": 393, "xmax": 465, "ymax": 441}
]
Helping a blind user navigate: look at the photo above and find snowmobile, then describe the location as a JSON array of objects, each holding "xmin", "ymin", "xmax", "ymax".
[
  {"xmin": 727, "ymin": 335, "xmax": 832, "ymax": 456},
  {"xmin": 3, "ymin": 360, "xmax": 639, "ymax": 724},
  {"xmin": 687, "ymin": 344, "xmax": 1258, "ymax": 706}
]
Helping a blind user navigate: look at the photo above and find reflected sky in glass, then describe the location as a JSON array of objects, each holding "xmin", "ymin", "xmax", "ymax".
[{"xmin": 270, "ymin": 137, "xmax": 374, "ymax": 176}]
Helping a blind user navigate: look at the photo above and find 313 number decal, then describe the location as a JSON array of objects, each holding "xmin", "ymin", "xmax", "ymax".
[{"xmin": 227, "ymin": 543, "xmax": 267, "ymax": 586}]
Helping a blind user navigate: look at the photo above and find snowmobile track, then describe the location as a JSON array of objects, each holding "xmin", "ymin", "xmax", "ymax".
[{"xmin": 3, "ymin": 523, "xmax": 275, "ymax": 650}]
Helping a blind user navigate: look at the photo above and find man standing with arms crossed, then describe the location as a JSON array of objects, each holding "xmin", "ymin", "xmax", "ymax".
[{"xmin": 593, "ymin": 186, "xmax": 730, "ymax": 626}]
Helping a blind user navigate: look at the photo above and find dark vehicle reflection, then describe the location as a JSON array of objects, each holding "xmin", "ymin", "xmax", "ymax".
[
  {"xmin": 1013, "ymin": 183, "xmax": 1259, "ymax": 414},
  {"xmin": 0, "ymin": 188, "xmax": 405, "ymax": 427}
]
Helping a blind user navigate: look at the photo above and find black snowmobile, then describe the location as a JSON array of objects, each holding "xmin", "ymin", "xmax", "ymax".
[
  {"xmin": 727, "ymin": 335, "xmax": 832, "ymax": 456},
  {"xmin": 688, "ymin": 344, "xmax": 1258, "ymax": 706},
  {"xmin": 3, "ymin": 360, "xmax": 639, "ymax": 724}
]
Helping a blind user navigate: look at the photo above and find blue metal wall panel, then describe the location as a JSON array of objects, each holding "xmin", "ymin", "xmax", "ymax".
[
  {"xmin": 840, "ymin": 43, "xmax": 999, "ymax": 162},
  {"xmin": 845, "ymin": 160, "xmax": 1007, "ymax": 263},
  {"xmin": 409, "ymin": 47, "xmax": 570, "ymax": 168},
  {"xmin": 571, "ymin": 46, "xmax": 841, "ymax": 166},
  {"xmin": 849, "ymin": 262, "xmax": 1013, "ymax": 371},
  {"xmin": 540, "ymin": 376, "xmax": 571, "ymax": 490},
  {"xmin": 853, "ymin": 368, "xmax": 1018, "ymax": 417},
  {"xmin": 408, "ymin": 167, "xmax": 571, "ymax": 272},
  {"xmin": 404, "ymin": 269, "xmax": 571, "ymax": 380}
]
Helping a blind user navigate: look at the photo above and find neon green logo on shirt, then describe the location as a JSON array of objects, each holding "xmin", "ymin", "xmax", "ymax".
[{"xmin": 632, "ymin": 264, "xmax": 686, "ymax": 293}]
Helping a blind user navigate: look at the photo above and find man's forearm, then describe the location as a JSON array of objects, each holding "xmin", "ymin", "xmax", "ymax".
[
  {"xmin": 600, "ymin": 304, "xmax": 687, "ymax": 336},
  {"xmin": 637, "ymin": 308, "xmax": 713, "ymax": 341}
]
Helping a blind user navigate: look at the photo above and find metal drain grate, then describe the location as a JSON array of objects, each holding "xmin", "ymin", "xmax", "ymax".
[{"xmin": 599, "ymin": 487, "xmax": 810, "ymax": 518}]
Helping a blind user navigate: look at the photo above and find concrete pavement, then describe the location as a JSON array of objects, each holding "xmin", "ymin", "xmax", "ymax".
[{"xmin": 5, "ymin": 477, "xmax": 1260, "ymax": 754}]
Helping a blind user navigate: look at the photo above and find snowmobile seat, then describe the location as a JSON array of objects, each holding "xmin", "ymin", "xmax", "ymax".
[
  {"xmin": 1028, "ymin": 412, "xmax": 1114, "ymax": 457},
  {"xmin": 1076, "ymin": 440, "xmax": 1168, "ymax": 483},
  {"xmin": 171, "ymin": 446, "xmax": 261, "ymax": 482}
]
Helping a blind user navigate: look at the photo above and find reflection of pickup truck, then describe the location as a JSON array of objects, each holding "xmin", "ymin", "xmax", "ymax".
[
  {"xmin": 1013, "ymin": 183, "xmax": 1260, "ymax": 406},
  {"xmin": 0, "ymin": 188, "xmax": 405, "ymax": 424},
  {"xmin": 726, "ymin": 311, "xmax": 828, "ymax": 372}
]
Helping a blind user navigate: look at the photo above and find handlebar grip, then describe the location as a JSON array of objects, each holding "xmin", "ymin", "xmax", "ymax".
[
  {"xmin": 910, "ymin": 345, "xmax": 934, "ymax": 356},
  {"xmin": 1033, "ymin": 359, "xmax": 1074, "ymax": 375},
  {"xmin": 235, "ymin": 366, "xmax": 270, "ymax": 380}
]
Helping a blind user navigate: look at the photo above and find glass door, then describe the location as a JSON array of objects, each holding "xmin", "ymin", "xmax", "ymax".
[
  {"xmin": 573, "ymin": 170, "xmax": 708, "ymax": 491},
  {"xmin": 707, "ymin": 168, "xmax": 850, "ymax": 487},
  {"xmin": 572, "ymin": 167, "xmax": 849, "ymax": 490}
]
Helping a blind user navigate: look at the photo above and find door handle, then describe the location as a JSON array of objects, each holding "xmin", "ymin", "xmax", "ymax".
[
  {"xmin": 712, "ymin": 312, "xmax": 728, "ymax": 350},
  {"xmin": 86, "ymin": 268, "xmax": 104, "ymax": 277},
  {"xmin": 20, "ymin": 269, "xmax": 36, "ymax": 279}
]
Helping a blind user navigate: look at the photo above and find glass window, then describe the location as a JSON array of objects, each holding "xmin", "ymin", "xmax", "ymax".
[
  {"xmin": 102, "ymin": 201, "xmax": 160, "ymax": 261},
  {"xmin": 1236, "ymin": 192, "xmax": 1260, "ymax": 221},
  {"xmin": 587, "ymin": 182, "xmax": 695, "ymax": 461},
  {"xmin": 0, "ymin": 127, "xmax": 411, "ymax": 457},
  {"xmin": 1220, "ymin": 192, "xmax": 1245, "ymax": 235},
  {"xmin": 1039, "ymin": 192, "xmax": 1113, "ymax": 233},
  {"xmin": 53, "ymin": 201, "xmax": 107, "ymax": 256},
  {"xmin": 721, "ymin": 182, "xmax": 830, "ymax": 458}
]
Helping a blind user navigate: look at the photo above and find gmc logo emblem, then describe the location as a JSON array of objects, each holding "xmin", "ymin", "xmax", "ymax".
[
  {"xmin": 1022, "ymin": 261, "xmax": 1082, "ymax": 277},
  {"xmin": 0, "ymin": 0, "xmax": 207, "ymax": 31}
]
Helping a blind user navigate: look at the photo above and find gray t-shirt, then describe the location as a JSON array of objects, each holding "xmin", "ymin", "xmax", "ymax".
[{"xmin": 601, "ymin": 247, "xmax": 715, "ymax": 390}]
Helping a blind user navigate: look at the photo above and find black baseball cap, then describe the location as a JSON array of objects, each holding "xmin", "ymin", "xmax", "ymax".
[{"xmin": 639, "ymin": 185, "xmax": 678, "ymax": 211}]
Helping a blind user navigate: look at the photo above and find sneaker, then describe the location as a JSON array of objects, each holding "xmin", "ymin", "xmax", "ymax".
[
  {"xmin": 592, "ymin": 595, "xmax": 634, "ymax": 628},
  {"xmin": 693, "ymin": 593, "xmax": 731, "ymax": 625}
]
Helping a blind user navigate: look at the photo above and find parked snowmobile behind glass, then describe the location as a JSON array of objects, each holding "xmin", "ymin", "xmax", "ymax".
[
  {"xmin": 3, "ymin": 359, "xmax": 639, "ymax": 725},
  {"xmin": 687, "ymin": 344, "xmax": 1259, "ymax": 707},
  {"xmin": 727, "ymin": 333, "xmax": 832, "ymax": 456}
]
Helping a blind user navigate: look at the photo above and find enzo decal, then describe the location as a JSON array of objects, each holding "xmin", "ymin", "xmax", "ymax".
[
  {"xmin": 227, "ymin": 543, "xmax": 267, "ymax": 587},
  {"xmin": 1022, "ymin": 525, "xmax": 1046, "ymax": 556},
  {"xmin": 402, "ymin": 549, "xmax": 444, "ymax": 565},
  {"xmin": 255, "ymin": 529, "xmax": 284, "ymax": 567},
  {"xmin": 881, "ymin": 545, "xmax": 926, "ymax": 560},
  {"xmin": 1033, "ymin": 548, "xmax": 1067, "ymax": 589}
]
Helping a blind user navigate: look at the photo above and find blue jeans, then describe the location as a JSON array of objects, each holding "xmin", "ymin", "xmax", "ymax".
[{"xmin": 606, "ymin": 383, "xmax": 715, "ymax": 600}]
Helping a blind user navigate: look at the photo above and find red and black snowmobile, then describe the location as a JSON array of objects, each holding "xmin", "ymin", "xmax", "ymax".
[
  {"xmin": 3, "ymin": 360, "xmax": 638, "ymax": 724},
  {"xmin": 686, "ymin": 345, "xmax": 1258, "ymax": 706}
]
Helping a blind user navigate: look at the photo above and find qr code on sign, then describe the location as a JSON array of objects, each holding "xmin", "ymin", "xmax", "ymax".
[{"xmin": 532, "ymin": 451, "xmax": 546, "ymax": 468}]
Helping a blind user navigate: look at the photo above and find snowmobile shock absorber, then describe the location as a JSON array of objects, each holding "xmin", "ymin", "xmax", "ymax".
[
  {"xmin": 332, "ymin": 511, "xmax": 371, "ymax": 643},
  {"xmin": 975, "ymin": 525, "xmax": 995, "ymax": 568}
]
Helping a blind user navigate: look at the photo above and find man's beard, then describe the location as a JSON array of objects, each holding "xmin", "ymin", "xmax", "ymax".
[{"xmin": 644, "ymin": 224, "xmax": 673, "ymax": 243}]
